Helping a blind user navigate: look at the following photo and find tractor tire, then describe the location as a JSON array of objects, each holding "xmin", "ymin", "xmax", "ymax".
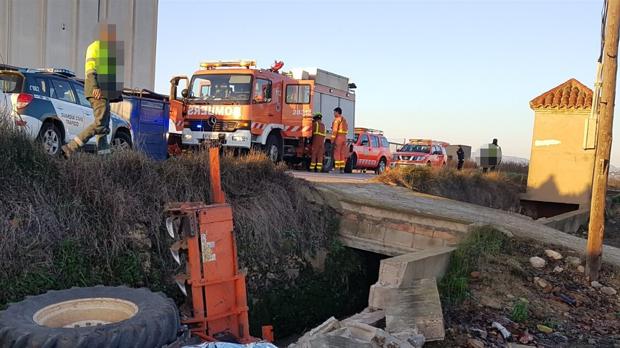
[{"xmin": 0, "ymin": 286, "xmax": 180, "ymax": 348}]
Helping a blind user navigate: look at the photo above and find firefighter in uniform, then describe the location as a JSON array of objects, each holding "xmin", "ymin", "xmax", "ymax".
[
  {"xmin": 331, "ymin": 107, "xmax": 348, "ymax": 173},
  {"xmin": 310, "ymin": 113, "xmax": 326, "ymax": 172},
  {"xmin": 62, "ymin": 23, "xmax": 120, "ymax": 158}
]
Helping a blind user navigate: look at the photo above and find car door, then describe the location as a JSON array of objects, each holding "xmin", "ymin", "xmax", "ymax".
[
  {"xmin": 49, "ymin": 78, "xmax": 84, "ymax": 141},
  {"xmin": 357, "ymin": 133, "xmax": 371, "ymax": 168},
  {"xmin": 71, "ymin": 82, "xmax": 99, "ymax": 144},
  {"xmin": 369, "ymin": 135, "xmax": 381, "ymax": 168}
]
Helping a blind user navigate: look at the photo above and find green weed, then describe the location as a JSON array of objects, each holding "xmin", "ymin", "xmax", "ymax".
[
  {"xmin": 439, "ymin": 226, "xmax": 508, "ymax": 304},
  {"xmin": 510, "ymin": 299, "xmax": 529, "ymax": 323}
]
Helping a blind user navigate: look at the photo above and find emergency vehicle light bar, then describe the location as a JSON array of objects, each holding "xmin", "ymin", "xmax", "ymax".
[
  {"xmin": 36, "ymin": 68, "xmax": 76, "ymax": 77},
  {"xmin": 199, "ymin": 60, "xmax": 256, "ymax": 70},
  {"xmin": 355, "ymin": 127, "xmax": 383, "ymax": 135},
  {"xmin": 408, "ymin": 139, "xmax": 432, "ymax": 144}
]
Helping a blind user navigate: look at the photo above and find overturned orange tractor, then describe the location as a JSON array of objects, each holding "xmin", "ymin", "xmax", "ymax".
[{"xmin": 168, "ymin": 60, "xmax": 356, "ymax": 171}]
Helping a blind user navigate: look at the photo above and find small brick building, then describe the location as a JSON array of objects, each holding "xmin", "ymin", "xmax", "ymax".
[{"xmin": 522, "ymin": 78, "xmax": 596, "ymax": 215}]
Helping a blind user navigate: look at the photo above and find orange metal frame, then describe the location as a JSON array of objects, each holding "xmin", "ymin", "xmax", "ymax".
[{"xmin": 165, "ymin": 145, "xmax": 254, "ymax": 343}]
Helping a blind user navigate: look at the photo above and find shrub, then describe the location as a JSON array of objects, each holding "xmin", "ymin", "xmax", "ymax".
[{"xmin": 378, "ymin": 166, "xmax": 522, "ymax": 212}]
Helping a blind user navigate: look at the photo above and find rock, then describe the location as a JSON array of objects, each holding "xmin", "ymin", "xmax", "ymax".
[
  {"xmin": 601, "ymin": 286, "xmax": 618, "ymax": 296},
  {"xmin": 470, "ymin": 271, "xmax": 481, "ymax": 279},
  {"xmin": 467, "ymin": 338, "xmax": 485, "ymax": 348},
  {"xmin": 591, "ymin": 281, "xmax": 603, "ymax": 288},
  {"xmin": 470, "ymin": 328, "xmax": 487, "ymax": 339},
  {"xmin": 534, "ymin": 276, "xmax": 549, "ymax": 289},
  {"xmin": 537, "ymin": 324, "xmax": 553, "ymax": 334},
  {"xmin": 566, "ymin": 256, "xmax": 582, "ymax": 266},
  {"xmin": 577, "ymin": 265, "xmax": 585, "ymax": 273},
  {"xmin": 550, "ymin": 332, "xmax": 569, "ymax": 344},
  {"xmin": 553, "ymin": 266, "xmax": 564, "ymax": 273},
  {"xmin": 529, "ymin": 256, "xmax": 546, "ymax": 268},
  {"xmin": 518, "ymin": 331, "xmax": 534, "ymax": 344},
  {"xmin": 481, "ymin": 296, "xmax": 503, "ymax": 310},
  {"xmin": 545, "ymin": 249, "xmax": 563, "ymax": 260},
  {"xmin": 393, "ymin": 329, "xmax": 425, "ymax": 348}
]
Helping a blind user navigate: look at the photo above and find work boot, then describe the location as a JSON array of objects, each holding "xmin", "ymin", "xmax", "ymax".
[
  {"xmin": 61, "ymin": 140, "xmax": 80, "ymax": 159},
  {"xmin": 96, "ymin": 135, "xmax": 111, "ymax": 155},
  {"xmin": 61, "ymin": 145, "xmax": 72, "ymax": 159}
]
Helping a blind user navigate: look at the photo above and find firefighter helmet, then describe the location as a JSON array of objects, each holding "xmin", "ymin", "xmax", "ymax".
[{"xmin": 313, "ymin": 112, "xmax": 322, "ymax": 120}]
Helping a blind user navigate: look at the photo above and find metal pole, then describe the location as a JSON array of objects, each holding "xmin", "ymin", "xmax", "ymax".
[{"xmin": 586, "ymin": 0, "xmax": 620, "ymax": 280}]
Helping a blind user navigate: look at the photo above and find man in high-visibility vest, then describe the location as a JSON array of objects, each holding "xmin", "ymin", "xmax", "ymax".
[
  {"xmin": 62, "ymin": 23, "xmax": 121, "ymax": 158},
  {"xmin": 310, "ymin": 112, "xmax": 326, "ymax": 172},
  {"xmin": 331, "ymin": 107, "xmax": 348, "ymax": 173}
]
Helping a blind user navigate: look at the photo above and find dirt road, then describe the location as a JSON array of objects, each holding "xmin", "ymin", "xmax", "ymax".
[{"xmin": 289, "ymin": 171, "xmax": 375, "ymax": 183}]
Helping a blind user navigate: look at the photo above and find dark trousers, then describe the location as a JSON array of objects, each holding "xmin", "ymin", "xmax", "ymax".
[{"xmin": 457, "ymin": 160, "xmax": 464, "ymax": 170}]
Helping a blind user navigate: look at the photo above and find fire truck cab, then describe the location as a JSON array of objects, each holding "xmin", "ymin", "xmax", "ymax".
[{"xmin": 169, "ymin": 60, "xmax": 355, "ymax": 170}]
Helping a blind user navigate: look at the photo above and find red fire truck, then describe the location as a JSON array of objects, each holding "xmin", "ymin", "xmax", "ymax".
[{"xmin": 168, "ymin": 60, "xmax": 356, "ymax": 171}]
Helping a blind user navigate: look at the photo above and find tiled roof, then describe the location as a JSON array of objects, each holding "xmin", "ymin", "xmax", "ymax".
[{"xmin": 530, "ymin": 78, "xmax": 593, "ymax": 110}]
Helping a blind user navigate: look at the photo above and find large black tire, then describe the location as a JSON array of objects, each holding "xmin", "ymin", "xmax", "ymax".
[
  {"xmin": 0, "ymin": 286, "xmax": 180, "ymax": 348},
  {"xmin": 37, "ymin": 122, "xmax": 63, "ymax": 157},
  {"xmin": 344, "ymin": 153, "xmax": 356, "ymax": 174},
  {"xmin": 264, "ymin": 133, "xmax": 282, "ymax": 163},
  {"xmin": 111, "ymin": 130, "xmax": 133, "ymax": 151},
  {"xmin": 375, "ymin": 157, "xmax": 387, "ymax": 175}
]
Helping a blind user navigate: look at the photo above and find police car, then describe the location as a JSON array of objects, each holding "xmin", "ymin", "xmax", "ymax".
[{"xmin": 0, "ymin": 65, "xmax": 132, "ymax": 156}]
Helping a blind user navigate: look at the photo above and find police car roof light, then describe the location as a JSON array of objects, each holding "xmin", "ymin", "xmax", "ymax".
[{"xmin": 36, "ymin": 68, "xmax": 76, "ymax": 77}]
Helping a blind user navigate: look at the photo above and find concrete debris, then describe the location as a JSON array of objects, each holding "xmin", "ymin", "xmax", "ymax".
[
  {"xmin": 383, "ymin": 279, "xmax": 445, "ymax": 341},
  {"xmin": 544, "ymin": 249, "xmax": 563, "ymax": 260},
  {"xmin": 529, "ymin": 256, "xmax": 546, "ymax": 268},
  {"xmin": 577, "ymin": 265, "xmax": 585, "ymax": 273},
  {"xmin": 392, "ymin": 328, "xmax": 425, "ymax": 348},
  {"xmin": 600, "ymin": 286, "xmax": 618, "ymax": 296},
  {"xmin": 553, "ymin": 266, "xmax": 564, "ymax": 273},
  {"xmin": 565, "ymin": 256, "xmax": 582, "ymax": 267},
  {"xmin": 289, "ymin": 317, "xmax": 422, "ymax": 348},
  {"xmin": 342, "ymin": 308, "xmax": 385, "ymax": 327},
  {"xmin": 591, "ymin": 281, "xmax": 603, "ymax": 288},
  {"xmin": 491, "ymin": 322, "xmax": 511, "ymax": 339}
]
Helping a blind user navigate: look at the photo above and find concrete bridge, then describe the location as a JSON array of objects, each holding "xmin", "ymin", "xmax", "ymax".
[{"xmin": 293, "ymin": 172, "xmax": 620, "ymax": 342}]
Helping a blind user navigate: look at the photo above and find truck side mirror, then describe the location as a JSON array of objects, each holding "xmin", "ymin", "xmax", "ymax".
[{"xmin": 181, "ymin": 89, "xmax": 189, "ymax": 98}]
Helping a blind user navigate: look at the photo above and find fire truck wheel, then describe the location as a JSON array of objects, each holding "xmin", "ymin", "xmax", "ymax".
[
  {"xmin": 265, "ymin": 133, "xmax": 282, "ymax": 163},
  {"xmin": 344, "ymin": 153, "xmax": 356, "ymax": 174},
  {"xmin": 0, "ymin": 286, "xmax": 180, "ymax": 348},
  {"xmin": 375, "ymin": 158, "xmax": 387, "ymax": 175}
]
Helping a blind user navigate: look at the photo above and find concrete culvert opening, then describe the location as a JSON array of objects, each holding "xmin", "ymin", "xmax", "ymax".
[{"xmin": 33, "ymin": 298, "xmax": 138, "ymax": 328}]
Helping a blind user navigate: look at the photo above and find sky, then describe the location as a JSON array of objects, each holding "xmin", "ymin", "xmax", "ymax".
[{"xmin": 154, "ymin": 0, "xmax": 616, "ymax": 164}]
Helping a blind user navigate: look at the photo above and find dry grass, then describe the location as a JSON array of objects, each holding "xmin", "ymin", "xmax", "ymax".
[
  {"xmin": 0, "ymin": 126, "xmax": 333, "ymax": 306},
  {"xmin": 378, "ymin": 166, "xmax": 522, "ymax": 212}
]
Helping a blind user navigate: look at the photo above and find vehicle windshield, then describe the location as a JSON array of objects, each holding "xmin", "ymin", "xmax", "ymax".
[
  {"xmin": 399, "ymin": 144, "xmax": 430, "ymax": 153},
  {"xmin": 189, "ymin": 74, "xmax": 252, "ymax": 104},
  {"xmin": 0, "ymin": 73, "xmax": 23, "ymax": 93}
]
